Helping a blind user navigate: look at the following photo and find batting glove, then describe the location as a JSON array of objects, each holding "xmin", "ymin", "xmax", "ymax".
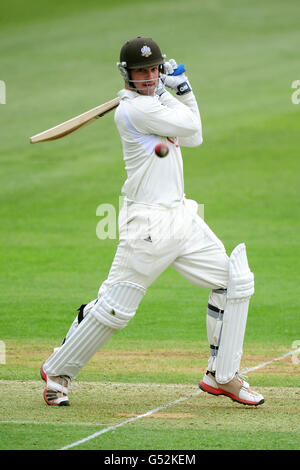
[{"xmin": 160, "ymin": 59, "xmax": 192, "ymax": 95}]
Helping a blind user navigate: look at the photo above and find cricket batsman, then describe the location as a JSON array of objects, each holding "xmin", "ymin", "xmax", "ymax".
[{"xmin": 41, "ymin": 37, "xmax": 264, "ymax": 407}]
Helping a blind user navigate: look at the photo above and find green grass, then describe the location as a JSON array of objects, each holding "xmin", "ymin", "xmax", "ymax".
[
  {"xmin": 1, "ymin": 423, "xmax": 299, "ymax": 450},
  {"xmin": 0, "ymin": 0, "xmax": 300, "ymax": 451},
  {"xmin": 1, "ymin": 381, "xmax": 299, "ymax": 450}
]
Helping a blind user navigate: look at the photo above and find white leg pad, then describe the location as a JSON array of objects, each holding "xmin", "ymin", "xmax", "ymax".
[
  {"xmin": 215, "ymin": 243, "xmax": 254, "ymax": 384},
  {"xmin": 93, "ymin": 281, "xmax": 146, "ymax": 330},
  {"xmin": 44, "ymin": 281, "xmax": 145, "ymax": 379},
  {"xmin": 43, "ymin": 313, "xmax": 114, "ymax": 379}
]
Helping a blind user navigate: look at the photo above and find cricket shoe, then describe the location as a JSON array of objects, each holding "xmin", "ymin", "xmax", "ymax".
[
  {"xmin": 41, "ymin": 363, "xmax": 71, "ymax": 406},
  {"xmin": 199, "ymin": 371, "xmax": 264, "ymax": 406}
]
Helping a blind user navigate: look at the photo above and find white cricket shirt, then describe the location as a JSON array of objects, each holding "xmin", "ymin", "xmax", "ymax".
[{"xmin": 114, "ymin": 88, "xmax": 203, "ymax": 207}]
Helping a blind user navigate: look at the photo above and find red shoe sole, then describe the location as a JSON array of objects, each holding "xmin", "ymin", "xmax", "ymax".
[
  {"xmin": 40, "ymin": 363, "xmax": 47, "ymax": 382},
  {"xmin": 199, "ymin": 381, "xmax": 264, "ymax": 406}
]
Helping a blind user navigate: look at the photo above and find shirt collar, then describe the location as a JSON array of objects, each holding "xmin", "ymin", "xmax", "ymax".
[{"xmin": 118, "ymin": 89, "xmax": 139, "ymax": 100}]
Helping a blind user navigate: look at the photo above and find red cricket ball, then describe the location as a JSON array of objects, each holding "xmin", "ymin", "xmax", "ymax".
[{"xmin": 154, "ymin": 142, "xmax": 169, "ymax": 158}]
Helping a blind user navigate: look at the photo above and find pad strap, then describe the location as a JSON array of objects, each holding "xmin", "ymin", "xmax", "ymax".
[{"xmin": 47, "ymin": 377, "xmax": 69, "ymax": 395}]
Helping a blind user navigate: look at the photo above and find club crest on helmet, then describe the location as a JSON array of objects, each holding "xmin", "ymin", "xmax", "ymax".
[{"xmin": 141, "ymin": 45, "xmax": 152, "ymax": 58}]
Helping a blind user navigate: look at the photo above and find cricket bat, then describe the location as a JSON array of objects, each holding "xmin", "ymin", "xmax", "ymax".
[{"xmin": 30, "ymin": 97, "xmax": 120, "ymax": 144}]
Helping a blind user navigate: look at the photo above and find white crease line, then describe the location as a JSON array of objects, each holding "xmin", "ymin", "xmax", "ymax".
[
  {"xmin": 240, "ymin": 348, "xmax": 300, "ymax": 373},
  {"xmin": 60, "ymin": 390, "xmax": 202, "ymax": 450},
  {"xmin": 60, "ymin": 347, "xmax": 300, "ymax": 450}
]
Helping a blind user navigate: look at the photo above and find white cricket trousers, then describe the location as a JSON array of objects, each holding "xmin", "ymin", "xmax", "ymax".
[
  {"xmin": 44, "ymin": 198, "xmax": 229, "ymax": 379},
  {"xmin": 99, "ymin": 198, "xmax": 229, "ymax": 296}
]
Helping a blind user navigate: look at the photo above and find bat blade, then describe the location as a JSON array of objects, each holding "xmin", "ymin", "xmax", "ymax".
[{"xmin": 30, "ymin": 97, "xmax": 120, "ymax": 144}]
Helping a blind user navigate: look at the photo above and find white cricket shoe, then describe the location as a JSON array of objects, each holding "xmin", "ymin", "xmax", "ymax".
[
  {"xmin": 41, "ymin": 364, "xmax": 71, "ymax": 406},
  {"xmin": 199, "ymin": 371, "xmax": 264, "ymax": 406}
]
